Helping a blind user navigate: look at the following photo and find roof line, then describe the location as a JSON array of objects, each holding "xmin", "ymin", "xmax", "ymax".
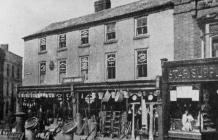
[{"xmin": 23, "ymin": 0, "xmax": 174, "ymax": 40}]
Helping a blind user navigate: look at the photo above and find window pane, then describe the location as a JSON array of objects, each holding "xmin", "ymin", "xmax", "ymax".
[
  {"xmin": 81, "ymin": 30, "xmax": 89, "ymax": 44},
  {"xmin": 136, "ymin": 17, "xmax": 147, "ymax": 36},
  {"xmin": 137, "ymin": 50, "xmax": 147, "ymax": 77},
  {"xmin": 107, "ymin": 32, "xmax": 116, "ymax": 40},
  {"xmin": 59, "ymin": 61, "xmax": 66, "ymax": 73},
  {"xmin": 81, "ymin": 70, "xmax": 88, "ymax": 80},
  {"xmin": 107, "ymin": 23, "xmax": 115, "ymax": 33},
  {"xmin": 40, "ymin": 62, "xmax": 46, "ymax": 74},
  {"xmin": 81, "ymin": 57, "xmax": 88, "ymax": 70},
  {"xmin": 137, "ymin": 50, "xmax": 147, "ymax": 64},
  {"xmin": 138, "ymin": 64, "xmax": 147, "ymax": 77},
  {"xmin": 40, "ymin": 38, "xmax": 46, "ymax": 51},
  {"xmin": 59, "ymin": 72, "xmax": 66, "ymax": 83},
  {"xmin": 81, "ymin": 57, "xmax": 88, "ymax": 80},
  {"xmin": 106, "ymin": 53, "xmax": 116, "ymax": 79},
  {"xmin": 212, "ymin": 36, "xmax": 218, "ymax": 57},
  {"xmin": 81, "ymin": 38, "xmax": 88, "ymax": 44},
  {"xmin": 40, "ymin": 74, "xmax": 45, "ymax": 84},
  {"xmin": 108, "ymin": 67, "xmax": 115, "ymax": 79},
  {"xmin": 137, "ymin": 17, "xmax": 147, "ymax": 27}
]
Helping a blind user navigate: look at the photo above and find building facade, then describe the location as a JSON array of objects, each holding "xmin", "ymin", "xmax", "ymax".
[
  {"xmin": 174, "ymin": 0, "xmax": 218, "ymax": 60},
  {"xmin": 162, "ymin": 0, "xmax": 218, "ymax": 140},
  {"xmin": 23, "ymin": 0, "xmax": 174, "ymax": 86},
  {"xmin": 0, "ymin": 44, "xmax": 22, "ymax": 121},
  {"xmin": 20, "ymin": 0, "xmax": 174, "ymax": 140}
]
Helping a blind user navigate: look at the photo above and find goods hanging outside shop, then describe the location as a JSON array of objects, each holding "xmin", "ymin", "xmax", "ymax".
[{"xmin": 18, "ymin": 79, "xmax": 163, "ymax": 140}]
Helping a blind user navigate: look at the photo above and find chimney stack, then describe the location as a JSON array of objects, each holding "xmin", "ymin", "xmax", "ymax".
[
  {"xmin": 94, "ymin": 0, "xmax": 111, "ymax": 12},
  {"xmin": 0, "ymin": 44, "xmax": 9, "ymax": 51}
]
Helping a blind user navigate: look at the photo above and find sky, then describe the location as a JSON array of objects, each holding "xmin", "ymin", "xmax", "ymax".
[{"xmin": 0, "ymin": 0, "xmax": 138, "ymax": 57}]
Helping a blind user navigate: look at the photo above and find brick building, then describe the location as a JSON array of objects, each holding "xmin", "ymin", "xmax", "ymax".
[
  {"xmin": 174, "ymin": 0, "xmax": 218, "ymax": 60},
  {"xmin": 0, "ymin": 44, "xmax": 22, "ymax": 121},
  {"xmin": 19, "ymin": 0, "xmax": 174, "ymax": 139},
  {"xmin": 162, "ymin": 0, "xmax": 218, "ymax": 140}
]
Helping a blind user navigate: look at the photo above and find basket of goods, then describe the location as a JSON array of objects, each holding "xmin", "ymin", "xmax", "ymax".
[
  {"xmin": 24, "ymin": 117, "xmax": 39, "ymax": 130},
  {"xmin": 62, "ymin": 121, "xmax": 78, "ymax": 134}
]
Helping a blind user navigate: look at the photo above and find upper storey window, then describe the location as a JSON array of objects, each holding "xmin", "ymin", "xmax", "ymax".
[
  {"xmin": 80, "ymin": 56, "xmax": 89, "ymax": 80},
  {"xmin": 39, "ymin": 37, "xmax": 46, "ymax": 52},
  {"xmin": 105, "ymin": 23, "xmax": 116, "ymax": 41},
  {"xmin": 210, "ymin": 23, "xmax": 218, "ymax": 57},
  {"xmin": 59, "ymin": 60, "xmax": 66, "ymax": 83},
  {"xmin": 135, "ymin": 16, "xmax": 147, "ymax": 36},
  {"xmin": 106, "ymin": 53, "xmax": 116, "ymax": 79},
  {"xmin": 136, "ymin": 49, "xmax": 147, "ymax": 78},
  {"xmin": 39, "ymin": 61, "xmax": 46, "ymax": 84},
  {"xmin": 211, "ymin": 35, "xmax": 218, "ymax": 57},
  {"xmin": 59, "ymin": 34, "xmax": 66, "ymax": 48},
  {"xmin": 81, "ymin": 29, "xmax": 89, "ymax": 45}
]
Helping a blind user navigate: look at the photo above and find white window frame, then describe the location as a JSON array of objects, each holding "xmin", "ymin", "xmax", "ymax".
[
  {"xmin": 81, "ymin": 29, "xmax": 89, "ymax": 45},
  {"xmin": 39, "ymin": 61, "xmax": 46, "ymax": 84},
  {"xmin": 58, "ymin": 34, "xmax": 66, "ymax": 48},
  {"xmin": 135, "ymin": 16, "xmax": 148, "ymax": 37},
  {"xmin": 105, "ymin": 22, "xmax": 116, "ymax": 41},
  {"xmin": 135, "ymin": 49, "xmax": 148, "ymax": 78},
  {"xmin": 80, "ymin": 56, "xmax": 89, "ymax": 80},
  {"xmin": 39, "ymin": 37, "xmax": 46, "ymax": 52},
  {"xmin": 105, "ymin": 52, "xmax": 116, "ymax": 80},
  {"xmin": 58, "ymin": 59, "xmax": 67, "ymax": 83}
]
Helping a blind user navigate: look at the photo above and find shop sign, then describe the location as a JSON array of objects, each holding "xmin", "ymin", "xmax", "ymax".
[
  {"xmin": 168, "ymin": 64, "xmax": 218, "ymax": 82},
  {"xmin": 62, "ymin": 77, "xmax": 84, "ymax": 84}
]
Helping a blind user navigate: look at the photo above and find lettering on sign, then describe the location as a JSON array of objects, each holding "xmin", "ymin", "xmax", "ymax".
[{"xmin": 168, "ymin": 64, "xmax": 218, "ymax": 82}]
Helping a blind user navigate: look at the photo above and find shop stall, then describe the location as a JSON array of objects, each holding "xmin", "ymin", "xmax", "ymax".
[
  {"xmin": 18, "ymin": 79, "xmax": 163, "ymax": 140},
  {"xmin": 18, "ymin": 84, "xmax": 73, "ymax": 123},
  {"xmin": 162, "ymin": 58, "xmax": 218, "ymax": 140},
  {"xmin": 73, "ymin": 79, "xmax": 163, "ymax": 140}
]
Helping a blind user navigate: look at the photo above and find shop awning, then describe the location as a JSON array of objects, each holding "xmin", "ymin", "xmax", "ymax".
[
  {"xmin": 73, "ymin": 80, "xmax": 157, "ymax": 92},
  {"xmin": 17, "ymin": 84, "xmax": 71, "ymax": 99}
]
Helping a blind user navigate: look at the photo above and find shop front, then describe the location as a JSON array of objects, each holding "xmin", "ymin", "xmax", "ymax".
[
  {"xmin": 162, "ymin": 58, "xmax": 218, "ymax": 140},
  {"xmin": 17, "ymin": 78, "xmax": 163, "ymax": 140},
  {"xmin": 17, "ymin": 84, "xmax": 73, "ymax": 123},
  {"xmin": 72, "ymin": 79, "xmax": 163, "ymax": 140}
]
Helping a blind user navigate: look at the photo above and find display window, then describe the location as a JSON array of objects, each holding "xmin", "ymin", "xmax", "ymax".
[
  {"xmin": 76, "ymin": 90, "xmax": 160, "ymax": 139},
  {"xmin": 169, "ymin": 84, "xmax": 218, "ymax": 135}
]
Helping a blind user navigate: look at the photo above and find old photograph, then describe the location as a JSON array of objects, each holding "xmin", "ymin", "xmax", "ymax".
[{"xmin": 0, "ymin": 0, "xmax": 218, "ymax": 140}]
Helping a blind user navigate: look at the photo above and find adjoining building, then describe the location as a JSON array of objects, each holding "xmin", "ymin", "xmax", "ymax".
[
  {"xmin": 0, "ymin": 44, "xmax": 22, "ymax": 121},
  {"xmin": 162, "ymin": 0, "xmax": 218, "ymax": 140},
  {"xmin": 19, "ymin": 0, "xmax": 174, "ymax": 139}
]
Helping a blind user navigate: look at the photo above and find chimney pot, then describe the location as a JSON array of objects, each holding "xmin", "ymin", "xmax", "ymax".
[{"xmin": 0, "ymin": 44, "xmax": 9, "ymax": 51}]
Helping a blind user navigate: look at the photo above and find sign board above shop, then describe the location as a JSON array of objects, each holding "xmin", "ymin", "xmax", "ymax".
[
  {"xmin": 167, "ymin": 62, "xmax": 218, "ymax": 83},
  {"xmin": 62, "ymin": 77, "xmax": 84, "ymax": 84}
]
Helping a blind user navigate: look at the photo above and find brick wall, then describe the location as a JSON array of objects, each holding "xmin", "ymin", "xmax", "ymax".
[{"xmin": 174, "ymin": 0, "xmax": 218, "ymax": 60}]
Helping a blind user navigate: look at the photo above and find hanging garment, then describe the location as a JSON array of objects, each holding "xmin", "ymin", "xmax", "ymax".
[
  {"xmin": 102, "ymin": 90, "xmax": 111, "ymax": 102},
  {"xmin": 115, "ymin": 91, "xmax": 124, "ymax": 102},
  {"xmin": 123, "ymin": 91, "xmax": 129, "ymax": 98},
  {"xmin": 98, "ymin": 92, "xmax": 104, "ymax": 100}
]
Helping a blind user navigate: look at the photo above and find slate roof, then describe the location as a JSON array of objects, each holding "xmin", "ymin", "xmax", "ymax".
[{"xmin": 23, "ymin": 0, "xmax": 173, "ymax": 40}]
